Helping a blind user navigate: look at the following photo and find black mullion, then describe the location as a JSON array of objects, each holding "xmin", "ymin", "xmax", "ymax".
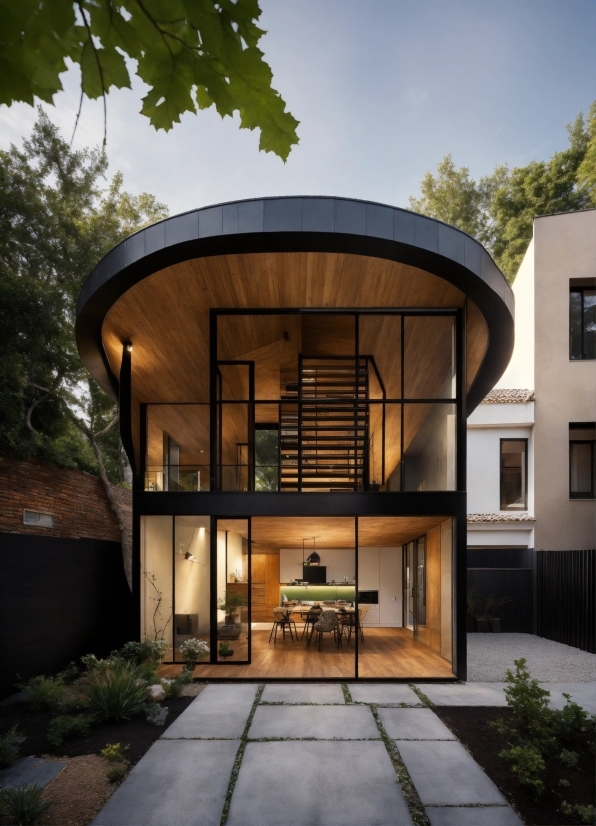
[
  {"xmin": 400, "ymin": 314, "xmax": 405, "ymax": 491},
  {"xmin": 171, "ymin": 516, "xmax": 176, "ymax": 663},
  {"xmin": 209, "ymin": 516, "xmax": 217, "ymax": 663},
  {"xmin": 298, "ymin": 353, "xmax": 303, "ymax": 492},
  {"xmin": 456, "ymin": 308, "xmax": 465, "ymax": 492},
  {"xmin": 247, "ymin": 517, "xmax": 252, "ymax": 664},
  {"xmin": 354, "ymin": 515, "xmax": 359, "ymax": 679},
  {"xmin": 210, "ymin": 311, "xmax": 218, "ymax": 490},
  {"xmin": 249, "ymin": 362, "xmax": 255, "ymax": 492}
]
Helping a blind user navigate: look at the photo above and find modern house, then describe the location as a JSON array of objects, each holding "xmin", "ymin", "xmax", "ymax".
[
  {"xmin": 75, "ymin": 196, "xmax": 514, "ymax": 681},
  {"xmin": 467, "ymin": 209, "xmax": 596, "ymax": 553}
]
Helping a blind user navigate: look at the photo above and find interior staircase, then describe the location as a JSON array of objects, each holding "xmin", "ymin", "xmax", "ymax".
[{"xmin": 280, "ymin": 357, "xmax": 368, "ymax": 491}]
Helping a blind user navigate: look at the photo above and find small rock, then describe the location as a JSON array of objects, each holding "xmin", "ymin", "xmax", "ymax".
[{"xmin": 149, "ymin": 685, "xmax": 165, "ymax": 702}]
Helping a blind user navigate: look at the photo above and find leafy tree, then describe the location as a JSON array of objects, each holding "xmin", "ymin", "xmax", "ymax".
[
  {"xmin": 0, "ymin": 110, "xmax": 168, "ymax": 583},
  {"xmin": 410, "ymin": 102, "xmax": 596, "ymax": 281},
  {"xmin": 0, "ymin": 0, "xmax": 299, "ymax": 161}
]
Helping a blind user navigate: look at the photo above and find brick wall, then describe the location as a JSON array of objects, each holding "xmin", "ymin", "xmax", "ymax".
[{"xmin": 0, "ymin": 456, "xmax": 132, "ymax": 543}]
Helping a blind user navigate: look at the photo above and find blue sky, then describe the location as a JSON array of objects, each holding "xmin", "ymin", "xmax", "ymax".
[{"xmin": 1, "ymin": 0, "xmax": 595, "ymax": 216}]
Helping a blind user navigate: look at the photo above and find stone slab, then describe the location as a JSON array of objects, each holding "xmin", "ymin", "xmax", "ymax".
[
  {"xmin": 426, "ymin": 806, "xmax": 523, "ymax": 825},
  {"xmin": 396, "ymin": 741, "xmax": 506, "ymax": 805},
  {"xmin": 542, "ymin": 682, "xmax": 596, "ymax": 714},
  {"xmin": 0, "ymin": 757, "xmax": 65, "ymax": 790},
  {"xmin": 249, "ymin": 704, "xmax": 379, "ymax": 740},
  {"xmin": 91, "ymin": 739, "xmax": 238, "ymax": 826},
  {"xmin": 162, "ymin": 683, "xmax": 257, "ymax": 739},
  {"xmin": 348, "ymin": 684, "xmax": 420, "ymax": 705},
  {"xmin": 417, "ymin": 683, "xmax": 507, "ymax": 706},
  {"xmin": 378, "ymin": 708, "xmax": 455, "ymax": 740},
  {"xmin": 261, "ymin": 683, "xmax": 345, "ymax": 704},
  {"xmin": 226, "ymin": 740, "xmax": 413, "ymax": 826}
]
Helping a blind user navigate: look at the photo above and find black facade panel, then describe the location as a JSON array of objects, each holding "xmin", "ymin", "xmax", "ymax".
[
  {"xmin": 0, "ymin": 533, "xmax": 135, "ymax": 699},
  {"xmin": 199, "ymin": 206, "xmax": 223, "ymax": 238},
  {"xmin": 335, "ymin": 199, "xmax": 366, "ymax": 235},
  {"xmin": 536, "ymin": 549, "xmax": 595, "ymax": 654},
  {"xmin": 263, "ymin": 198, "xmax": 302, "ymax": 232},
  {"xmin": 467, "ymin": 568, "xmax": 533, "ymax": 633},
  {"xmin": 302, "ymin": 198, "xmax": 335, "ymax": 232}
]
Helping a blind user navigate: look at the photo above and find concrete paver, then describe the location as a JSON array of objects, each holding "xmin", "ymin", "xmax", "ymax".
[
  {"xmin": 249, "ymin": 704, "xmax": 379, "ymax": 740},
  {"xmin": 377, "ymin": 708, "xmax": 455, "ymax": 740},
  {"xmin": 90, "ymin": 740, "xmax": 239, "ymax": 826},
  {"xmin": 543, "ymin": 682, "xmax": 596, "ymax": 714},
  {"xmin": 417, "ymin": 683, "xmax": 508, "ymax": 706},
  {"xmin": 162, "ymin": 683, "xmax": 257, "ymax": 739},
  {"xmin": 261, "ymin": 682, "xmax": 345, "ymax": 704},
  {"xmin": 226, "ymin": 740, "xmax": 414, "ymax": 826},
  {"xmin": 426, "ymin": 806, "xmax": 524, "ymax": 825},
  {"xmin": 0, "ymin": 757, "xmax": 66, "ymax": 790},
  {"xmin": 348, "ymin": 684, "xmax": 420, "ymax": 705},
  {"xmin": 396, "ymin": 740, "xmax": 506, "ymax": 805}
]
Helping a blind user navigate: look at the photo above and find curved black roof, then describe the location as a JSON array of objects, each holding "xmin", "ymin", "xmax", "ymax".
[{"xmin": 76, "ymin": 195, "xmax": 514, "ymax": 413}]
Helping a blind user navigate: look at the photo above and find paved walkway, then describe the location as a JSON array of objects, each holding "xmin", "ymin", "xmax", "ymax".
[{"xmin": 91, "ymin": 683, "xmax": 533, "ymax": 826}]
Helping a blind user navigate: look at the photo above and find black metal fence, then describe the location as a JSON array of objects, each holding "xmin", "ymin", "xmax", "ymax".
[
  {"xmin": 467, "ymin": 547, "xmax": 596, "ymax": 654},
  {"xmin": 536, "ymin": 549, "xmax": 595, "ymax": 655}
]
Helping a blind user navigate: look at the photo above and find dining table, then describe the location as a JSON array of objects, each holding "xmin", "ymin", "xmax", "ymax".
[{"xmin": 272, "ymin": 605, "xmax": 357, "ymax": 645}]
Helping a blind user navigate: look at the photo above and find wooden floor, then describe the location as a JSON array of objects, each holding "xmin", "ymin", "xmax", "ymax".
[{"xmin": 160, "ymin": 627, "xmax": 454, "ymax": 680}]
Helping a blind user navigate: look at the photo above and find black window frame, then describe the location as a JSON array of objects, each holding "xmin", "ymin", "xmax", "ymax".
[
  {"xmin": 569, "ymin": 423, "xmax": 596, "ymax": 499},
  {"xmin": 499, "ymin": 438, "xmax": 528, "ymax": 512},
  {"xmin": 570, "ymin": 284, "xmax": 596, "ymax": 361}
]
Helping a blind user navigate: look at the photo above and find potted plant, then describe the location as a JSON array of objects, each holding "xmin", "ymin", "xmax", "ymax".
[
  {"xmin": 218, "ymin": 641, "xmax": 234, "ymax": 658},
  {"xmin": 486, "ymin": 595, "xmax": 512, "ymax": 633},
  {"xmin": 179, "ymin": 638, "xmax": 210, "ymax": 671},
  {"xmin": 467, "ymin": 590, "xmax": 491, "ymax": 632},
  {"xmin": 217, "ymin": 590, "xmax": 248, "ymax": 639}
]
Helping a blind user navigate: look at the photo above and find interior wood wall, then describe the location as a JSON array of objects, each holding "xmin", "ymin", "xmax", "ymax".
[{"xmin": 251, "ymin": 553, "xmax": 280, "ymax": 621}]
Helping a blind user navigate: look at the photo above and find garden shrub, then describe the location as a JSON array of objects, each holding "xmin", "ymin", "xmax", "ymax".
[
  {"xmin": 161, "ymin": 669, "xmax": 192, "ymax": 699},
  {"xmin": 19, "ymin": 675, "xmax": 65, "ymax": 711},
  {"xmin": 146, "ymin": 703, "xmax": 169, "ymax": 726},
  {"xmin": 106, "ymin": 765, "xmax": 127, "ymax": 783},
  {"xmin": 100, "ymin": 742, "xmax": 129, "ymax": 763},
  {"xmin": 82, "ymin": 660, "xmax": 150, "ymax": 722},
  {"xmin": 498, "ymin": 744, "xmax": 546, "ymax": 794},
  {"xmin": 46, "ymin": 714, "xmax": 91, "ymax": 748},
  {"xmin": 111, "ymin": 640, "xmax": 168, "ymax": 666},
  {"xmin": 560, "ymin": 801, "xmax": 596, "ymax": 825},
  {"xmin": 0, "ymin": 725, "xmax": 20, "ymax": 768},
  {"xmin": 0, "ymin": 783, "xmax": 53, "ymax": 825}
]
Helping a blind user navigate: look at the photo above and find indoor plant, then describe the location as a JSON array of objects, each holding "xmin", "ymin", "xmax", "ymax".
[{"xmin": 179, "ymin": 638, "xmax": 210, "ymax": 671}]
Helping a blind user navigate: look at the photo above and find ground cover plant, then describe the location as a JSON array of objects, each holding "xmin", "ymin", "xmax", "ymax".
[
  {"xmin": 435, "ymin": 658, "xmax": 595, "ymax": 825},
  {"xmin": 0, "ymin": 782, "xmax": 53, "ymax": 825}
]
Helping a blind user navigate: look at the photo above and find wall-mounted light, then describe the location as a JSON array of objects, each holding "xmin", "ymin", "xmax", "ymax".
[
  {"xmin": 185, "ymin": 552, "xmax": 197, "ymax": 562},
  {"xmin": 124, "ymin": 343, "xmax": 132, "ymax": 353}
]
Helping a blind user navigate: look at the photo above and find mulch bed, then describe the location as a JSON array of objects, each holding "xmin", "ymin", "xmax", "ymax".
[
  {"xmin": 0, "ymin": 696, "xmax": 194, "ymax": 767},
  {"xmin": 434, "ymin": 706, "xmax": 596, "ymax": 826}
]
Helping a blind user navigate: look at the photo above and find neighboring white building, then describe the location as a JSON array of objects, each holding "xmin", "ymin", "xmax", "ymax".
[{"xmin": 467, "ymin": 208, "xmax": 596, "ymax": 551}]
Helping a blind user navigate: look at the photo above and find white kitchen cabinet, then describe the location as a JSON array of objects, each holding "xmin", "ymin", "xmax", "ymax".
[
  {"xmin": 279, "ymin": 548, "xmax": 303, "ymax": 583},
  {"xmin": 379, "ymin": 547, "xmax": 402, "ymax": 626},
  {"xmin": 361, "ymin": 607, "xmax": 380, "ymax": 626},
  {"xmin": 358, "ymin": 547, "xmax": 379, "ymax": 590}
]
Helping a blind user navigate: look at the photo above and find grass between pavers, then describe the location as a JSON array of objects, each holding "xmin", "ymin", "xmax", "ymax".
[
  {"xmin": 220, "ymin": 685, "xmax": 264, "ymax": 826},
  {"xmin": 408, "ymin": 684, "xmax": 434, "ymax": 707},
  {"xmin": 370, "ymin": 705, "xmax": 430, "ymax": 826},
  {"xmin": 341, "ymin": 683, "xmax": 353, "ymax": 703}
]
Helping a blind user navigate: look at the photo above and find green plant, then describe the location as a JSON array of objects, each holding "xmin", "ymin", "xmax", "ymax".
[
  {"xmin": 82, "ymin": 660, "xmax": 150, "ymax": 722},
  {"xmin": 485, "ymin": 595, "xmax": 512, "ymax": 618},
  {"xmin": 55, "ymin": 662, "xmax": 79, "ymax": 684},
  {"xmin": 219, "ymin": 642, "xmax": 233, "ymax": 657},
  {"xmin": 561, "ymin": 801, "xmax": 596, "ymax": 825},
  {"xmin": 0, "ymin": 783, "xmax": 53, "ymax": 825},
  {"xmin": 559, "ymin": 748, "xmax": 579, "ymax": 768},
  {"xmin": 179, "ymin": 638, "xmax": 209, "ymax": 670},
  {"xmin": 100, "ymin": 743, "xmax": 129, "ymax": 763},
  {"xmin": 161, "ymin": 670, "xmax": 193, "ymax": 699},
  {"xmin": 46, "ymin": 714, "xmax": 91, "ymax": 748},
  {"xmin": 106, "ymin": 765, "xmax": 127, "ymax": 784},
  {"xmin": 498, "ymin": 744, "xmax": 545, "ymax": 794},
  {"xmin": 112, "ymin": 640, "xmax": 168, "ymax": 665},
  {"xmin": 499, "ymin": 658, "xmax": 554, "ymax": 747},
  {"xmin": 554, "ymin": 693, "xmax": 591, "ymax": 738},
  {"xmin": 0, "ymin": 725, "xmax": 20, "ymax": 768},
  {"xmin": 217, "ymin": 590, "xmax": 248, "ymax": 622},
  {"xmin": 19, "ymin": 675, "xmax": 65, "ymax": 711}
]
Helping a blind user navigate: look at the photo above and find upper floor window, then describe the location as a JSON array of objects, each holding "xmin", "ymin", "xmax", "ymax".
[
  {"xmin": 500, "ymin": 439, "xmax": 527, "ymax": 511},
  {"xmin": 569, "ymin": 423, "xmax": 595, "ymax": 499},
  {"xmin": 570, "ymin": 281, "xmax": 596, "ymax": 360}
]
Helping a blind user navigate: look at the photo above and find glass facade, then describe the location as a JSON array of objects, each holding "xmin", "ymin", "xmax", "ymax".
[
  {"xmin": 500, "ymin": 439, "xmax": 528, "ymax": 510},
  {"xmin": 569, "ymin": 423, "xmax": 596, "ymax": 499}
]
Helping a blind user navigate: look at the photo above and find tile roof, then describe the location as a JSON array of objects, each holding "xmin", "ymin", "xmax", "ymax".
[
  {"xmin": 467, "ymin": 513, "xmax": 535, "ymax": 523},
  {"xmin": 481, "ymin": 389, "xmax": 535, "ymax": 404}
]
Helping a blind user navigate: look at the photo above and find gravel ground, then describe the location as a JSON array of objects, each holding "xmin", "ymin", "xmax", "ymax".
[{"xmin": 467, "ymin": 633, "xmax": 596, "ymax": 682}]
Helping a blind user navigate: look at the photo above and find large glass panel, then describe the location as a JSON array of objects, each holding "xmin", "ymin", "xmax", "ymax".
[
  {"xmin": 403, "ymin": 404, "xmax": 456, "ymax": 491},
  {"xmin": 359, "ymin": 315, "xmax": 401, "ymax": 398},
  {"xmin": 500, "ymin": 440, "xmax": 527, "ymax": 510},
  {"xmin": 570, "ymin": 443, "xmax": 593, "ymax": 496},
  {"xmin": 174, "ymin": 516, "xmax": 211, "ymax": 664},
  {"xmin": 219, "ymin": 363, "xmax": 250, "ymax": 400},
  {"xmin": 255, "ymin": 426, "xmax": 279, "ymax": 491},
  {"xmin": 145, "ymin": 405, "xmax": 209, "ymax": 491},
  {"xmin": 570, "ymin": 290, "xmax": 583, "ymax": 359},
  {"xmin": 368, "ymin": 402, "xmax": 401, "ymax": 490},
  {"xmin": 404, "ymin": 316, "xmax": 456, "ymax": 399},
  {"xmin": 358, "ymin": 517, "xmax": 454, "ymax": 678},
  {"xmin": 220, "ymin": 403, "xmax": 250, "ymax": 490},
  {"xmin": 584, "ymin": 290, "xmax": 596, "ymax": 359},
  {"xmin": 216, "ymin": 519, "xmax": 249, "ymax": 662},
  {"xmin": 141, "ymin": 516, "xmax": 173, "ymax": 661}
]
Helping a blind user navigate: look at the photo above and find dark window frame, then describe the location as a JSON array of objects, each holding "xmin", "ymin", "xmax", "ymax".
[
  {"xmin": 500, "ymin": 438, "xmax": 528, "ymax": 511},
  {"xmin": 570, "ymin": 285, "xmax": 596, "ymax": 361},
  {"xmin": 569, "ymin": 423, "xmax": 596, "ymax": 499}
]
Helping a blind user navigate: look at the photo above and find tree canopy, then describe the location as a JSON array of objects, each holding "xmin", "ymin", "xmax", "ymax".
[
  {"xmin": 409, "ymin": 101, "xmax": 596, "ymax": 282},
  {"xmin": 0, "ymin": 0, "xmax": 299, "ymax": 161},
  {"xmin": 0, "ymin": 110, "xmax": 168, "ymax": 480}
]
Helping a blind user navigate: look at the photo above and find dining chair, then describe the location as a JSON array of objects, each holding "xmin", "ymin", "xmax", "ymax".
[
  {"xmin": 358, "ymin": 605, "xmax": 370, "ymax": 642},
  {"xmin": 312, "ymin": 610, "xmax": 341, "ymax": 650},
  {"xmin": 301, "ymin": 605, "xmax": 323, "ymax": 641},
  {"xmin": 269, "ymin": 610, "xmax": 298, "ymax": 643}
]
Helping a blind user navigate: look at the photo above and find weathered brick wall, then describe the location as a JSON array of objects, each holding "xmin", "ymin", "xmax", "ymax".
[{"xmin": 0, "ymin": 456, "xmax": 132, "ymax": 543}]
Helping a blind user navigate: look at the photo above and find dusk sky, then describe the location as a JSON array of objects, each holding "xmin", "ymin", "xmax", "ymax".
[{"xmin": 1, "ymin": 0, "xmax": 595, "ymax": 216}]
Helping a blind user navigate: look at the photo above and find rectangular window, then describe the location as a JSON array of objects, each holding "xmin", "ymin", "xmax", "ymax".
[
  {"xmin": 570, "ymin": 423, "xmax": 595, "ymax": 499},
  {"xmin": 500, "ymin": 440, "xmax": 527, "ymax": 511},
  {"xmin": 570, "ymin": 285, "xmax": 596, "ymax": 360},
  {"xmin": 23, "ymin": 509, "xmax": 54, "ymax": 527}
]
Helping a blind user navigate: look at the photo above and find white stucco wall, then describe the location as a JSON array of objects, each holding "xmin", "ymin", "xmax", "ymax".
[{"xmin": 497, "ymin": 239, "xmax": 535, "ymax": 390}]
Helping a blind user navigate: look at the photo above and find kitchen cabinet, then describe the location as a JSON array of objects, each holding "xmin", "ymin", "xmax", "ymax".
[{"xmin": 380, "ymin": 547, "xmax": 402, "ymax": 625}]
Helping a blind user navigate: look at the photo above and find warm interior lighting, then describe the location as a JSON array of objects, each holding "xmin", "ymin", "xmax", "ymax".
[
  {"xmin": 125, "ymin": 343, "xmax": 132, "ymax": 352},
  {"xmin": 185, "ymin": 552, "xmax": 196, "ymax": 562}
]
